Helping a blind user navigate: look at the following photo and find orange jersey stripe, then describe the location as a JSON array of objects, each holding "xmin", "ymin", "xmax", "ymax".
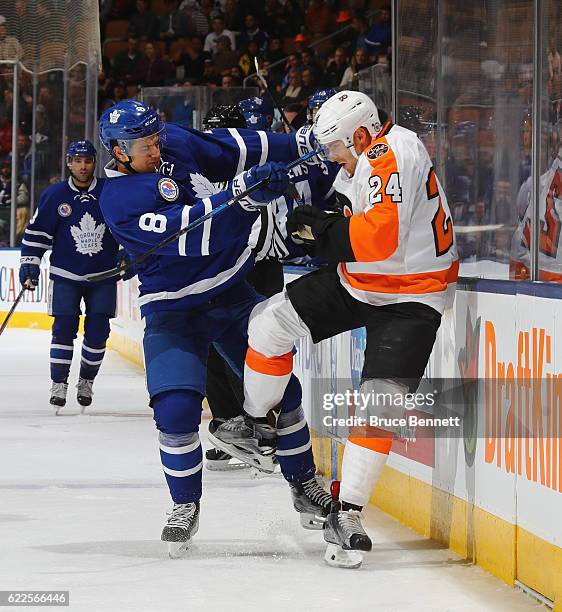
[
  {"xmin": 341, "ymin": 259, "xmax": 459, "ymax": 295},
  {"xmin": 348, "ymin": 137, "xmax": 400, "ymax": 262},
  {"xmin": 348, "ymin": 425, "xmax": 394, "ymax": 454},
  {"xmin": 246, "ymin": 347, "xmax": 293, "ymax": 376}
]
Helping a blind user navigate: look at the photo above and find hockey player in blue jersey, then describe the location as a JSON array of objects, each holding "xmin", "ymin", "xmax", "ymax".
[
  {"xmin": 97, "ymin": 99, "xmax": 331, "ymax": 557},
  {"xmin": 19, "ymin": 141, "xmax": 119, "ymax": 412}
]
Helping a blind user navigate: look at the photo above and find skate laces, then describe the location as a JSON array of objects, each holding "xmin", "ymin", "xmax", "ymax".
[
  {"xmin": 339, "ymin": 510, "xmax": 367, "ymax": 535},
  {"xmin": 76, "ymin": 378, "xmax": 94, "ymax": 396},
  {"xmin": 51, "ymin": 382, "xmax": 68, "ymax": 398},
  {"xmin": 220, "ymin": 415, "xmax": 248, "ymax": 432},
  {"xmin": 167, "ymin": 503, "xmax": 198, "ymax": 528},
  {"xmin": 303, "ymin": 477, "xmax": 332, "ymax": 509}
]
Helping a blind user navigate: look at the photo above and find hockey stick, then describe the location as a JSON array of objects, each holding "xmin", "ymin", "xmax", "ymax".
[
  {"xmin": 0, "ymin": 285, "xmax": 29, "ymax": 337},
  {"xmin": 87, "ymin": 149, "xmax": 322, "ymax": 283},
  {"xmin": 253, "ymin": 58, "xmax": 295, "ymax": 134}
]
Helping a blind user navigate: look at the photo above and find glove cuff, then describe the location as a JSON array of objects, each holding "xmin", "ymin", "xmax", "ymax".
[
  {"xmin": 232, "ymin": 172, "xmax": 263, "ymax": 212},
  {"xmin": 20, "ymin": 256, "xmax": 41, "ymax": 265}
]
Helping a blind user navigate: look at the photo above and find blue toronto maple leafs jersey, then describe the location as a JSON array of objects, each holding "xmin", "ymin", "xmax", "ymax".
[
  {"xmin": 20, "ymin": 177, "xmax": 120, "ymax": 284},
  {"xmin": 252, "ymin": 158, "xmax": 340, "ymax": 262},
  {"xmin": 100, "ymin": 124, "xmax": 305, "ymax": 316}
]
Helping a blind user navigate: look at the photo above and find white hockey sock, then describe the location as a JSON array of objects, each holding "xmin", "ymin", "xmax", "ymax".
[{"xmin": 340, "ymin": 439, "xmax": 390, "ymax": 508}]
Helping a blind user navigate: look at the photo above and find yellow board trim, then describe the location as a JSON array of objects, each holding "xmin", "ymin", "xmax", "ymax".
[
  {"xmin": 0, "ymin": 311, "xmax": 53, "ymax": 330},
  {"xmin": 313, "ymin": 433, "xmax": 562, "ymax": 609}
]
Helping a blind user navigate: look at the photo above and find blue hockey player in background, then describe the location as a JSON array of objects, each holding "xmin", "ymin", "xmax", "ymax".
[
  {"xmin": 19, "ymin": 141, "xmax": 119, "ymax": 412},
  {"xmin": 97, "ymin": 99, "xmax": 332, "ymax": 557}
]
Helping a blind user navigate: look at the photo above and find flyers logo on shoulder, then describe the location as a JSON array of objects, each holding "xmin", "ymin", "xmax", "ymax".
[
  {"xmin": 158, "ymin": 178, "xmax": 179, "ymax": 202},
  {"xmin": 58, "ymin": 203, "xmax": 72, "ymax": 217},
  {"xmin": 366, "ymin": 143, "xmax": 389, "ymax": 160}
]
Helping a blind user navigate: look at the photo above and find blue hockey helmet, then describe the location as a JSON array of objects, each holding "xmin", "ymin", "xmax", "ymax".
[
  {"xmin": 66, "ymin": 140, "xmax": 97, "ymax": 163},
  {"xmin": 239, "ymin": 96, "xmax": 274, "ymax": 123},
  {"xmin": 242, "ymin": 111, "xmax": 270, "ymax": 132},
  {"xmin": 307, "ymin": 89, "xmax": 337, "ymax": 123},
  {"xmin": 99, "ymin": 99, "xmax": 165, "ymax": 157}
]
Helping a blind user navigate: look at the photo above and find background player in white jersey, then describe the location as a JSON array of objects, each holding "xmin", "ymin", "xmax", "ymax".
[
  {"xmin": 510, "ymin": 118, "xmax": 562, "ymax": 281},
  {"xmin": 213, "ymin": 91, "xmax": 458, "ymax": 568}
]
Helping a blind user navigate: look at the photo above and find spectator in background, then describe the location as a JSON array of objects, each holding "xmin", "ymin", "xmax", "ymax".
[
  {"xmin": 180, "ymin": 0, "xmax": 210, "ymax": 38},
  {"xmin": 201, "ymin": 58, "xmax": 220, "ymax": 85},
  {"xmin": 0, "ymin": 15, "xmax": 22, "ymax": 61},
  {"xmin": 223, "ymin": 0, "xmax": 244, "ymax": 33},
  {"xmin": 340, "ymin": 47, "xmax": 372, "ymax": 88},
  {"xmin": 171, "ymin": 83, "xmax": 195, "ymax": 127},
  {"xmin": 0, "ymin": 160, "xmax": 29, "ymax": 210},
  {"xmin": 260, "ymin": 0, "xmax": 287, "ymax": 39},
  {"xmin": 240, "ymin": 15, "xmax": 268, "ymax": 53},
  {"xmin": 281, "ymin": 69, "xmax": 303, "ymax": 105},
  {"xmin": 11, "ymin": 133, "xmax": 32, "ymax": 186},
  {"xmin": 133, "ymin": 42, "xmax": 176, "ymax": 86},
  {"xmin": 181, "ymin": 36, "xmax": 210, "ymax": 83},
  {"xmin": 301, "ymin": 49, "xmax": 321, "ymax": 81},
  {"xmin": 304, "ymin": 0, "xmax": 333, "ymax": 38},
  {"xmin": 238, "ymin": 40, "xmax": 260, "ymax": 76},
  {"xmin": 214, "ymin": 35, "xmax": 239, "ymax": 75},
  {"xmin": 325, "ymin": 47, "xmax": 348, "ymax": 87},
  {"xmin": 112, "ymin": 81, "xmax": 128, "ymax": 104},
  {"xmin": 159, "ymin": 0, "xmax": 190, "ymax": 43},
  {"xmin": 112, "ymin": 37, "xmax": 145, "ymax": 84},
  {"xmin": 337, "ymin": 17, "xmax": 368, "ymax": 54},
  {"xmin": 204, "ymin": 15, "xmax": 236, "ymax": 55},
  {"xmin": 281, "ymin": 53, "xmax": 301, "ymax": 88},
  {"xmin": 300, "ymin": 68, "xmax": 316, "ymax": 99},
  {"xmin": 0, "ymin": 114, "xmax": 12, "ymax": 155},
  {"xmin": 128, "ymin": 0, "xmax": 160, "ymax": 41},
  {"xmin": 293, "ymin": 33, "xmax": 308, "ymax": 55},
  {"xmin": 365, "ymin": 7, "xmax": 391, "ymax": 62},
  {"xmin": 267, "ymin": 37, "xmax": 285, "ymax": 66}
]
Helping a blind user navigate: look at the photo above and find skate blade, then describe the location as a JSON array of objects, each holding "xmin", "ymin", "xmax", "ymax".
[
  {"xmin": 249, "ymin": 465, "xmax": 282, "ymax": 479},
  {"xmin": 167, "ymin": 540, "xmax": 193, "ymax": 559},
  {"xmin": 300, "ymin": 512, "xmax": 326, "ymax": 530},
  {"xmin": 206, "ymin": 458, "xmax": 249, "ymax": 471},
  {"xmin": 207, "ymin": 431, "xmax": 276, "ymax": 474},
  {"xmin": 324, "ymin": 543, "xmax": 363, "ymax": 569}
]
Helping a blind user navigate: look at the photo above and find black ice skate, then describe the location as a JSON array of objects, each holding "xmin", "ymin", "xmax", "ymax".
[
  {"xmin": 207, "ymin": 414, "xmax": 277, "ymax": 474},
  {"xmin": 289, "ymin": 475, "xmax": 332, "ymax": 529},
  {"xmin": 76, "ymin": 378, "xmax": 94, "ymax": 412},
  {"xmin": 50, "ymin": 382, "xmax": 68, "ymax": 414},
  {"xmin": 162, "ymin": 502, "xmax": 200, "ymax": 558},
  {"xmin": 324, "ymin": 481, "xmax": 372, "ymax": 569},
  {"xmin": 205, "ymin": 419, "xmax": 248, "ymax": 471}
]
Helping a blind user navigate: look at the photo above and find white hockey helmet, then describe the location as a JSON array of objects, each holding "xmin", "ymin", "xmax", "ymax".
[{"xmin": 313, "ymin": 91, "xmax": 382, "ymax": 159}]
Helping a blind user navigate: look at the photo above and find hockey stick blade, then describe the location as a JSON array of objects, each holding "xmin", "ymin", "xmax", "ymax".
[
  {"xmin": 0, "ymin": 286, "xmax": 27, "ymax": 337},
  {"xmin": 87, "ymin": 150, "xmax": 322, "ymax": 283}
]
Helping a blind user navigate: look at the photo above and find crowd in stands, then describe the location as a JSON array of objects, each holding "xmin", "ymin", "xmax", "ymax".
[{"xmin": 97, "ymin": 0, "xmax": 392, "ymax": 116}]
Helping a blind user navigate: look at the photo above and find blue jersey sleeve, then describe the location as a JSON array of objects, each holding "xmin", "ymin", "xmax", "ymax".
[
  {"xmin": 20, "ymin": 187, "xmax": 57, "ymax": 263},
  {"xmin": 164, "ymin": 123, "xmax": 311, "ymax": 182},
  {"xmin": 102, "ymin": 174, "xmax": 259, "ymax": 259}
]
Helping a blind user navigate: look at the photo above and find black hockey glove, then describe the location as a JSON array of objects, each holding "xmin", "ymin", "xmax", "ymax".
[{"xmin": 286, "ymin": 207, "xmax": 356, "ymax": 262}]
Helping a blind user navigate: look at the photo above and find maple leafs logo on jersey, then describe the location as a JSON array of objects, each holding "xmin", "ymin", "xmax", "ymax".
[
  {"xmin": 70, "ymin": 212, "xmax": 106, "ymax": 257},
  {"xmin": 189, "ymin": 172, "xmax": 223, "ymax": 199}
]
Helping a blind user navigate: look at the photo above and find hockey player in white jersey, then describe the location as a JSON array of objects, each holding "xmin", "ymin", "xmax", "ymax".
[
  {"xmin": 213, "ymin": 91, "xmax": 458, "ymax": 567},
  {"xmin": 510, "ymin": 119, "xmax": 562, "ymax": 281}
]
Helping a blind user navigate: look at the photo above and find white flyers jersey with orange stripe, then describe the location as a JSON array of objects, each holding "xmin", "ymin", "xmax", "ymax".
[{"xmin": 335, "ymin": 123, "xmax": 458, "ymax": 313}]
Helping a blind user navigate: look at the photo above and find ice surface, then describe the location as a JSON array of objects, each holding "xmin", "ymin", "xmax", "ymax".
[{"xmin": 0, "ymin": 330, "xmax": 543, "ymax": 611}]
